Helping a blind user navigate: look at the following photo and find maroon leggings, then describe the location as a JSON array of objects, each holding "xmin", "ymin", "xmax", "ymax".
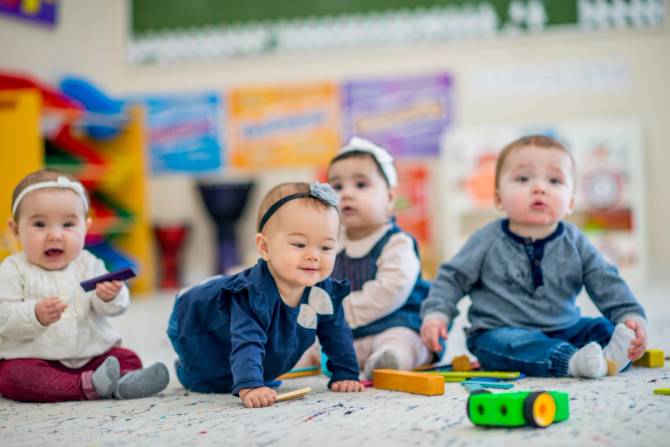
[{"xmin": 0, "ymin": 347, "xmax": 142, "ymax": 403}]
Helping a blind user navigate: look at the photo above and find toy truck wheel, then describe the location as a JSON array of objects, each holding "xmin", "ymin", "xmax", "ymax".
[
  {"xmin": 523, "ymin": 391, "xmax": 557, "ymax": 428},
  {"xmin": 466, "ymin": 389, "xmax": 492, "ymax": 423}
]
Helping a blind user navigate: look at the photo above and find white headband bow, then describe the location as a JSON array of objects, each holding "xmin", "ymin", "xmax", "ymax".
[
  {"xmin": 12, "ymin": 176, "xmax": 89, "ymax": 216},
  {"xmin": 338, "ymin": 137, "xmax": 398, "ymax": 187}
]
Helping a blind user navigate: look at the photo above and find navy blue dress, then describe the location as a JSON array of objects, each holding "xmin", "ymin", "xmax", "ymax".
[{"xmin": 167, "ymin": 259, "xmax": 360, "ymax": 395}]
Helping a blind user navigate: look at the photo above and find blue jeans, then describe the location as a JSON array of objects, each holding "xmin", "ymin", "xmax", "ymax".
[{"xmin": 467, "ymin": 317, "xmax": 614, "ymax": 377}]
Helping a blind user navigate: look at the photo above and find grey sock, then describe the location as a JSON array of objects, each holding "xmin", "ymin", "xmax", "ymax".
[
  {"xmin": 364, "ymin": 349, "xmax": 401, "ymax": 379},
  {"xmin": 92, "ymin": 356, "xmax": 120, "ymax": 399},
  {"xmin": 114, "ymin": 362, "xmax": 169, "ymax": 399}
]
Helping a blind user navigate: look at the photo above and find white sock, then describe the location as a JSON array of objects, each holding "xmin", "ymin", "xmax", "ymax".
[
  {"xmin": 363, "ymin": 348, "xmax": 400, "ymax": 379},
  {"xmin": 603, "ymin": 324, "xmax": 635, "ymax": 374},
  {"xmin": 568, "ymin": 342, "xmax": 607, "ymax": 378}
]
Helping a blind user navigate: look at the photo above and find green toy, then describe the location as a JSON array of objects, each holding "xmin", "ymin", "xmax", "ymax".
[{"xmin": 467, "ymin": 390, "xmax": 570, "ymax": 428}]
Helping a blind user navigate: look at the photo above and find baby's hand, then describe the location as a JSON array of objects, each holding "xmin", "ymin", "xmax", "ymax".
[
  {"xmin": 624, "ymin": 318, "xmax": 647, "ymax": 361},
  {"xmin": 35, "ymin": 297, "xmax": 68, "ymax": 326},
  {"xmin": 420, "ymin": 318, "xmax": 448, "ymax": 353},
  {"xmin": 331, "ymin": 380, "xmax": 364, "ymax": 392},
  {"xmin": 239, "ymin": 387, "xmax": 277, "ymax": 408},
  {"xmin": 96, "ymin": 280, "xmax": 123, "ymax": 302}
]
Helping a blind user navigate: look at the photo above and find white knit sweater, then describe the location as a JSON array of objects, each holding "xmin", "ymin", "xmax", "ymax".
[{"xmin": 0, "ymin": 250, "xmax": 129, "ymax": 368}]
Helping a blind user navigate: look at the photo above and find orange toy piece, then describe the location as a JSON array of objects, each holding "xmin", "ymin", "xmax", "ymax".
[
  {"xmin": 452, "ymin": 355, "xmax": 474, "ymax": 372},
  {"xmin": 372, "ymin": 369, "xmax": 444, "ymax": 396}
]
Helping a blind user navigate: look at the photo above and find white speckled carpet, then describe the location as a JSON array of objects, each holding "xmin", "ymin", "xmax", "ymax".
[{"xmin": 2, "ymin": 285, "xmax": 669, "ymax": 446}]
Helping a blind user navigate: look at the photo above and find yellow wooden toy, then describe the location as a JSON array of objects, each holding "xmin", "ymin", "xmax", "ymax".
[
  {"xmin": 633, "ymin": 350, "xmax": 665, "ymax": 368},
  {"xmin": 275, "ymin": 387, "xmax": 311, "ymax": 402},
  {"xmin": 451, "ymin": 355, "xmax": 474, "ymax": 372},
  {"xmin": 277, "ymin": 366, "xmax": 320, "ymax": 379},
  {"xmin": 372, "ymin": 369, "xmax": 444, "ymax": 396}
]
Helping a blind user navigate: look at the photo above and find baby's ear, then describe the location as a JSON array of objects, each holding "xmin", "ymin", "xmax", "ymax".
[
  {"xmin": 255, "ymin": 233, "xmax": 270, "ymax": 260},
  {"xmin": 568, "ymin": 194, "xmax": 576, "ymax": 214},
  {"xmin": 86, "ymin": 217, "xmax": 92, "ymax": 231},
  {"xmin": 493, "ymin": 190, "xmax": 504, "ymax": 211},
  {"xmin": 7, "ymin": 218, "xmax": 18, "ymax": 236},
  {"xmin": 387, "ymin": 189, "xmax": 396, "ymax": 214}
]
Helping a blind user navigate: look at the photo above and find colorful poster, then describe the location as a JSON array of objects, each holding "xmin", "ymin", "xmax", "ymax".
[
  {"xmin": 227, "ymin": 83, "xmax": 341, "ymax": 168},
  {"xmin": 395, "ymin": 162, "xmax": 431, "ymax": 245},
  {"xmin": 134, "ymin": 93, "xmax": 223, "ymax": 174},
  {"xmin": 342, "ymin": 73, "xmax": 454, "ymax": 158},
  {"xmin": 0, "ymin": 0, "xmax": 57, "ymax": 26}
]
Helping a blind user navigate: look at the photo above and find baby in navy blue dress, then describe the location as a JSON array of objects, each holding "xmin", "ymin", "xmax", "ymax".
[{"xmin": 168, "ymin": 182, "xmax": 363, "ymax": 408}]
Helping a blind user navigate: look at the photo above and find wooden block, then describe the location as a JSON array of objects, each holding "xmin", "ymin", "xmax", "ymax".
[
  {"xmin": 452, "ymin": 355, "xmax": 473, "ymax": 372},
  {"xmin": 277, "ymin": 366, "xmax": 321, "ymax": 379},
  {"xmin": 425, "ymin": 371, "xmax": 521, "ymax": 380},
  {"xmin": 462, "ymin": 382, "xmax": 485, "ymax": 393},
  {"xmin": 633, "ymin": 349, "xmax": 665, "ymax": 368},
  {"xmin": 372, "ymin": 369, "xmax": 444, "ymax": 396},
  {"xmin": 464, "ymin": 380, "xmax": 514, "ymax": 390},
  {"xmin": 653, "ymin": 388, "xmax": 670, "ymax": 395},
  {"xmin": 275, "ymin": 387, "xmax": 311, "ymax": 403}
]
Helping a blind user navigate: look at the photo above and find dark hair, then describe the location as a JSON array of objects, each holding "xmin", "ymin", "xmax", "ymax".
[{"xmin": 495, "ymin": 135, "xmax": 575, "ymax": 189}]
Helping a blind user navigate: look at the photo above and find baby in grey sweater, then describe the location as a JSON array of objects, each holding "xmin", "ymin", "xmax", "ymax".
[{"xmin": 421, "ymin": 135, "xmax": 646, "ymax": 378}]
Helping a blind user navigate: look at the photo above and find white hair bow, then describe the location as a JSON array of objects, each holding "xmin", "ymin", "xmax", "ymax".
[
  {"xmin": 296, "ymin": 287, "xmax": 334, "ymax": 330},
  {"xmin": 339, "ymin": 137, "xmax": 398, "ymax": 187}
]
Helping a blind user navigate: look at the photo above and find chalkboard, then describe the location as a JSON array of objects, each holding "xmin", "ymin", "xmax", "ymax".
[{"xmin": 130, "ymin": 0, "xmax": 579, "ymax": 35}]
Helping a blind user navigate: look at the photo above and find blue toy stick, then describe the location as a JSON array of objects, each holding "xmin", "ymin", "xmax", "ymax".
[{"xmin": 80, "ymin": 267, "xmax": 136, "ymax": 292}]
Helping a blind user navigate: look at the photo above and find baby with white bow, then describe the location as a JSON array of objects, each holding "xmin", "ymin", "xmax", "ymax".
[{"xmin": 168, "ymin": 182, "xmax": 363, "ymax": 408}]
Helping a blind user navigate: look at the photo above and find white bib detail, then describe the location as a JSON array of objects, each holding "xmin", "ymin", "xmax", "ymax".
[{"xmin": 296, "ymin": 287, "xmax": 334, "ymax": 329}]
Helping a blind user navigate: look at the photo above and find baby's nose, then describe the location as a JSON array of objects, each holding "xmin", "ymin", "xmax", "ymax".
[
  {"xmin": 47, "ymin": 228, "xmax": 63, "ymax": 240},
  {"xmin": 532, "ymin": 182, "xmax": 547, "ymax": 194}
]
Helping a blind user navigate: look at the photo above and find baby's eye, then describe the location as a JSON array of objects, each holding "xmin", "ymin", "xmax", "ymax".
[
  {"xmin": 321, "ymin": 246, "xmax": 334, "ymax": 252},
  {"xmin": 63, "ymin": 221, "xmax": 76, "ymax": 228},
  {"xmin": 355, "ymin": 181, "xmax": 368, "ymax": 189},
  {"xmin": 291, "ymin": 242, "xmax": 306, "ymax": 248},
  {"xmin": 330, "ymin": 183, "xmax": 342, "ymax": 191},
  {"xmin": 33, "ymin": 221, "xmax": 46, "ymax": 228},
  {"xmin": 549, "ymin": 178, "xmax": 563, "ymax": 185},
  {"xmin": 515, "ymin": 176, "xmax": 529, "ymax": 183}
]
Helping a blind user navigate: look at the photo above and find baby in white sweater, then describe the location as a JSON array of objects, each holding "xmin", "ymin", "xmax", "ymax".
[{"xmin": 0, "ymin": 169, "xmax": 168, "ymax": 402}]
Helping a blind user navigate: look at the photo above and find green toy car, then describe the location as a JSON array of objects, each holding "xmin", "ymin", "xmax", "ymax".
[{"xmin": 467, "ymin": 390, "xmax": 570, "ymax": 428}]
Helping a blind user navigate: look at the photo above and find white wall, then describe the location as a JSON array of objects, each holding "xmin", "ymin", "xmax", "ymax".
[{"xmin": 2, "ymin": 0, "xmax": 669, "ymax": 285}]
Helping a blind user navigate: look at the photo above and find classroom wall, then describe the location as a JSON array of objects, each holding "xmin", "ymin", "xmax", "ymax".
[{"xmin": 2, "ymin": 0, "xmax": 669, "ymax": 286}]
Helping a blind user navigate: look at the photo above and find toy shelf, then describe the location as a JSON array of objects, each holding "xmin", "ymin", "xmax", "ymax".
[
  {"xmin": 0, "ymin": 90, "xmax": 43, "ymax": 260},
  {"xmin": 0, "ymin": 89, "xmax": 155, "ymax": 294}
]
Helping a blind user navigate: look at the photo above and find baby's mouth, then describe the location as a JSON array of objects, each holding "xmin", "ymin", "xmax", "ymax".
[{"xmin": 45, "ymin": 249, "xmax": 64, "ymax": 257}]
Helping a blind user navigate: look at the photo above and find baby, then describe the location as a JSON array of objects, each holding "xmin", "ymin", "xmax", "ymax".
[
  {"xmin": 327, "ymin": 137, "xmax": 433, "ymax": 378},
  {"xmin": 0, "ymin": 169, "xmax": 169, "ymax": 402},
  {"xmin": 168, "ymin": 182, "xmax": 363, "ymax": 408},
  {"xmin": 421, "ymin": 135, "xmax": 647, "ymax": 378}
]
